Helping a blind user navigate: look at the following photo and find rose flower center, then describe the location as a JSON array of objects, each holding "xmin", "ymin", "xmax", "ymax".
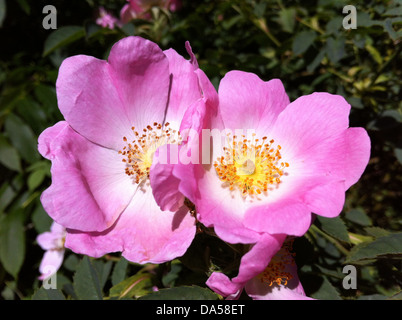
[
  {"xmin": 214, "ymin": 133, "xmax": 289, "ymax": 197},
  {"xmin": 257, "ymin": 240, "xmax": 295, "ymax": 287},
  {"xmin": 119, "ymin": 122, "xmax": 181, "ymax": 184}
]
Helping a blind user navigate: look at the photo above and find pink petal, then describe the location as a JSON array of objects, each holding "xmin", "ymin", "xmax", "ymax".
[
  {"xmin": 206, "ymin": 234, "xmax": 286, "ymax": 298},
  {"xmin": 167, "ymin": 0, "xmax": 181, "ymax": 12},
  {"xmin": 149, "ymin": 98, "xmax": 206, "ymax": 213},
  {"xmin": 244, "ymin": 246, "xmax": 312, "ymax": 300},
  {"xmin": 172, "ymin": 98, "xmax": 208, "ymax": 205},
  {"xmin": 36, "ymin": 232, "xmax": 59, "ymax": 251},
  {"xmin": 39, "ymin": 122, "xmax": 134, "ymax": 232},
  {"xmin": 234, "ymin": 233, "xmax": 286, "ymax": 282},
  {"xmin": 269, "ymin": 92, "xmax": 351, "ymax": 157},
  {"xmin": 244, "ymin": 197, "xmax": 313, "ymax": 236},
  {"xmin": 154, "ymin": 57, "xmax": 220, "ymax": 213},
  {"xmin": 243, "ymin": 174, "xmax": 345, "ymax": 235},
  {"xmin": 206, "ymin": 272, "xmax": 243, "ymax": 299},
  {"xmin": 341, "ymin": 127, "xmax": 371, "ymax": 190},
  {"xmin": 193, "ymin": 168, "xmax": 261, "ymax": 243},
  {"xmin": 149, "ymin": 43, "xmax": 209, "ymax": 212},
  {"xmin": 163, "ymin": 48, "xmax": 201, "ymax": 128},
  {"xmin": 108, "ymin": 37, "xmax": 170, "ymax": 131},
  {"xmin": 184, "ymin": 41, "xmax": 198, "ymax": 68},
  {"xmin": 120, "ymin": 4, "xmax": 139, "ymax": 24},
  {"xmin": 304, "ymin": 180, "xmax": 346, "ymax": 218},
  {"xmin": 36, "ymin": 222, "xmax": 65, "ymax": 250},
  {"xmin": 286, "ymin": 127, "xmax": 369, "ymax": 193},
  {"xmin": 50, "ymin": 221, "xmax": 66, "ymax": 235},
  {"xmin": 217, "ymin": 71, "xmax": 289, "ymax": 135},
  {"xmin": 177, "ymin": 155, "xmax": 265, "ymax": 244},
  {"xmin": 149, "ymin": 144, "xmax": 185, "ymax": 212},
  {"xmin": 65, "ymin": 186, "xmax": 196, "ymax": 264},
  {"xmin": 39, "ymin": 249, "xmax": 64, "ymax": 280},
  {"xmin": 57, "ymin": 36, "xmax": 170, "ymax": 151},
  {"xmin": 128, "ymin": 0, "xmax": 144, "ymax": 13}
]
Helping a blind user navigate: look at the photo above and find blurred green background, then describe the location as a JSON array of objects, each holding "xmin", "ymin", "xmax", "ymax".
[{"xmin": 0, "ymin": 0, "xmax": 401, "ymax": 300}]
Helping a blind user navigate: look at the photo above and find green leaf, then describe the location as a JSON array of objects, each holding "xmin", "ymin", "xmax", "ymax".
[
  {"xmin": 139, "ymin": 285, "xmax": 219, "ymax": 300},
  {"xmin": 111, "ymin": 257, "xmax": 129, "ymax": 286},
  {"xmin": 34, "ymin": 85, "xmax": 57, "ymax": 112},
  {"xmin": 16, "ymin": 0, "xmax": 30, "ymax": 15},
  {"xmin": 16, "ymin": 98, "xmax": 48, "ymax": 134},
  {"xmin": 310, "ymin": 276, "xmax": 342, "ymax": 300},
  {"xmin": 63, "ymin": 254, "xmax": 80, "ymax": 272},
  {"xmin": 348, "ymin": 232, "xmax": 373, "ymax": 245},
  {"xmin": 325, "ymin": 17, "xmax": 343, "ymax": 35},
  {"xmin": 109, "ymin": 272, "xmax": 153, "ymax": 299},
  {"xmin": 0, "ymin": 136, "xmax": 22, "ymax": 172},
  {"xmin": 326, "ymin": 36, "xmax": 346, "ymax": 63},
  {"xmin": 0, "ymin": 183, "xmax": 17, "ymax": 212},
  {"xmin": 162, "ymin": 262, "xmax": 182, "ymax": 287},
  {"xmin": 344, "ymin": 209, "xmax": 372, "ymax": 226},
  {"xmin": 1, "ymin": 281, "xmax": 16, "ymax": 300},
  {"xmin": 394, "ymin": 148, "xmax": 402, "ymax": 164},
  {"xmin": 27, "ymin": 170, "xmax": 46, "ymax": 191},
  {"xmin": 364, "ymin": 227, "xmax": 390, "ymax": 238},
  {"xmin": 222, "ymin": 15, "xmax": 243, "ymax": 30},
  {"xmin": 278, "ymin": 8, "xmax": 296, "ymax": 33},
  {"xmin": 316, "ymin": 216, "xmax": 350, "ymax": 243},
  {"xmin": 43, "ymin": 26, "xmax": 85, "ymax": 57},
  {"xmin": 388, "ymin": 291, "xmax": 402, "ymax": 300},
  {"xmin": 365, "ymin": 44, "xmax": 383, "ymax": 65},
  {"xmin": 92, "ymin": 259, "xmax": 113, "ymax": 290},
  {"xmin": 0, "ymin": 0, "xmax": 6, "ymax": 27},
  {"xmin": 0, "ymin": 209, "xmax": 26, "ymax": 278},
  {"xmin": 292, "ymin": 31, "xmax": 316, "ymax": 55},
  {"xmin": 307, "ymin": 48, "xmax": 326, "ymax": 72},
  {"xmin": 253, "ymin": 2, "xmax": 266, "ymax": 18},
  {"xmin": 367, "ymin": 109, "xmax": 401, "ymax": 130},
  {"xmin": 4, "ymin": 114, "xmax": 39, "ymax": 164},
  {"xmin": 120, "ymin": 22, "xmax": 135, "ymax": 36},
  {"xmin": 32, "ymin": 287, "xmax": 65, "ymax": 300},
  {"xmin": 346, "ymin": 232, "xmax": 402, "ymax": 263},
  {"xmin": 384, "ymin": 18, "xmax": 399, "ymax": 40},
  {"xmin": 31, "ymin": 203, "xmax": 52, "ymax": 234},
  {"xmin": 357, "ymin": 12, "xmax": 383, "ymax": 27},
  {"xmin": 73, "ymin": 256, "xmax": 103, "ymax": 300}
]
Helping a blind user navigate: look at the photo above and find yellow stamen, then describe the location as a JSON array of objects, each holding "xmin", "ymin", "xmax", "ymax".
[
  {"xmin": 119, "ymin": 123, "xmax": 182, "ymax": 184},
  {"xmin": 257, "ymin": 240, "xmax": 295, "ymax": 286},
  {"xmin": 214, "ymin": 133, "xmax": 289, "ymax": 197}
]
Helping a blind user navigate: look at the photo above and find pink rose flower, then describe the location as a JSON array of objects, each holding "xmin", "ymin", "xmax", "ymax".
[
  {"xmin": 172, "ymin": 70, "xmax": 371, "ymax": 245},
  {"xmin": 36, "ymin": 222, "xmax": 66, "ymax": 280},
  {"xmin": 207, "ymin": 236, "xmax": 313, "ymax": 300},
  {"xmin": 120, "ymin": 1, "xmax": 145, "ymax": 24},
  {"xmin": 38, "ymin": 37, "xmax": 210, "ymax": 264},
  {"xmin": 96, "ymin": 7, "xmax": 122, "ymax": 29},
  {"xmin": 165, "ymin": 0, "xmax": 181, "ymax": 12},
  {"xmin": 120, "ymin": 0, "xmax": 181, "ymax": 24}
]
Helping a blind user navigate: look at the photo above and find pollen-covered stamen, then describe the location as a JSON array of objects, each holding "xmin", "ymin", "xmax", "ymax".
[
  {"xmin": 214, "ymin": 133, "xmax": 289, "ymax": 197},
  {"xmin": 257, "ymin": 240, "xmax": 295, "ymax": 287},
  {"xmin": 118, "ymin": 122, "xmax": 182, "ymax": 184}
]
